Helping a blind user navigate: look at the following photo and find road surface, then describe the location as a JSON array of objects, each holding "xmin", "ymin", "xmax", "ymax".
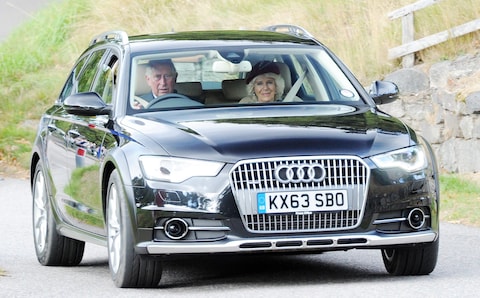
[
  {"xmin": 0, "ymin": 0, "xmax": 53, "ymax": 41},
  {"xmin": 1, "ymin": 177, "xmax": 480, "ymax": 297}
]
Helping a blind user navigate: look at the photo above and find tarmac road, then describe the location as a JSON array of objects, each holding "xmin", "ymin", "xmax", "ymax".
[
  {"xmin": 0, "ymin": 0, "xmax": 53, "ymax": 41},
  {"xmin": 1, "ymin": 177, "xmax": 480, "ymax": 297}
]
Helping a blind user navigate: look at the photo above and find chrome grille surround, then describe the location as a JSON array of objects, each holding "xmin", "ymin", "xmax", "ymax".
[{"xmin": 229, "ymin": 156, "xmax": 370, "ymax": 233}]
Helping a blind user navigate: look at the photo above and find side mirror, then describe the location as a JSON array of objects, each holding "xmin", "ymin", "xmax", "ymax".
[
  {"xmin": 369, "ymin": 81, "xmax": 399, "ymax": 105},
  {"xmin": 64, "ymin": 92, "xmax": 112, "ymax": 116}
]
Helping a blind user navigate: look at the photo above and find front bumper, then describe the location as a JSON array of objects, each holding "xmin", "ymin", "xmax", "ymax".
[
  {"xmin": 139, "ymin": 230, "xmax": 437, "ymax": 255},
  {"xmin": 134, "ymin": 153, "xmax": 439, "ymax": 256}
]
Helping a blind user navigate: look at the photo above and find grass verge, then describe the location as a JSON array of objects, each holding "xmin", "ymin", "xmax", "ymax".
[
  {"xmin": 0, "ymin": 0, "xmax": 90, "ymax": 168},
  {"xmin": 440, "ymin": 174, "xmax": 480, "ymax": 227}
]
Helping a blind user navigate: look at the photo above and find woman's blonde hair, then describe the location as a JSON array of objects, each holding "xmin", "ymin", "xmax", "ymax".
[{"xmin": 246, "ymin": 73, "xmax": 285, "ymax": 101}]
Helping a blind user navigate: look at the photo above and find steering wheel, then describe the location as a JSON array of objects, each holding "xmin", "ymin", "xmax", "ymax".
[{"xmin": 146, "ymin": 93, "xmax": 194, "ymax": 109}]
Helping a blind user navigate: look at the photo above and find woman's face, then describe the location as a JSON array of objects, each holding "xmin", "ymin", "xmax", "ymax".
[{"xmin": 253, "ymin": 74, "xmax": 276, "ymax": 102}]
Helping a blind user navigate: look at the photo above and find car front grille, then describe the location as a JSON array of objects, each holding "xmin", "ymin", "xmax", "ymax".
[{"xmin": 229, "ymin": 156, "xmax": 370, "ymax": 233}]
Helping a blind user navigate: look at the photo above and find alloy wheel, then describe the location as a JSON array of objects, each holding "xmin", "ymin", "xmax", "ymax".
[
  {"xmin": 107, "ymin": 183, "xmax": 121, "ymax": 274},
  {"xmin": 33, "ymin": 170, "xmax": 48, "ymax": 253}
]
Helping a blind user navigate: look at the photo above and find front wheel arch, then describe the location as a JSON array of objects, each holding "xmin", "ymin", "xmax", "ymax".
[
  {"xmin": 101, "ymin": 161, "xmax": 117, "ymax": 223},
  {"xmin": 106, "ymin": 169, "xmax": 162, "ymax": 287}
]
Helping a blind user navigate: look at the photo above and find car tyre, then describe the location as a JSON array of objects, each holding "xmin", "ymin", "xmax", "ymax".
[
  {"xmin": 106, "ymin": 169, "xmax": 163, "ymax": 288},
  {"xmin": 381, "ymin": 238, "xmax": 439, "ymax": 275},
  {"xmin": 32, "ymin": 162, "xmax": 85, "ymax": 266}
]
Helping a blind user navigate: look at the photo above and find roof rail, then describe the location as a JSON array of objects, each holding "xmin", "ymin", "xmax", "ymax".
[
  {"xmin": 263, "ymin": 24, "xmax": 314, "ymax": 39},
  {"xmin": 90, "ymin": 30, "xmax": 129, "ymax": 46}
]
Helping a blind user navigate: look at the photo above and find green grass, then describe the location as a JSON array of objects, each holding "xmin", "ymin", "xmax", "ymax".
[
  {"xmin": 440, "ymin": 174, "xmax": 480, "ymax": 226},
  {"xmin": 0, "ymin": 0, "xmax": 90, "ymax": 167}
]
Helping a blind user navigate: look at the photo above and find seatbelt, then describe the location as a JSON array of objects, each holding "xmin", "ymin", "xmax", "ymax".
[{"xmin": 283, "ymin": 68, "xmax": 307, "ymax": 102}]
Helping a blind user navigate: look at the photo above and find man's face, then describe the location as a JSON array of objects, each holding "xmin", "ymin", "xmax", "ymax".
[{"xmin": 146, "ymin": 64, "xmax": 176, "ymax": 97}]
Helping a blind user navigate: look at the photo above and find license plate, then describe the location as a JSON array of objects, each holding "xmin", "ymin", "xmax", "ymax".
[{"xmin": 257, "ymin": 190, "xmax": 348, "ymax": 214}]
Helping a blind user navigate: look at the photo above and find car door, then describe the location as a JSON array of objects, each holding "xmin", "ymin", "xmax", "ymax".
[
  {"xmin": 65, "ymin": 49, "xmax": 122, "ymax": 236},
  {"xmin": 45, "ymin": 53, "xmax": 92, "ymax": 232},
  {"xmin": 49, "ymin": 48, "xmax": 118, "ymax": 236}
]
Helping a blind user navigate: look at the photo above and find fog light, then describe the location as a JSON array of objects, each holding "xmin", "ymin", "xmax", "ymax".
[
  {"xmin": 164, "ymin": 218, "xmax": 189, "ymax": 240},
  {"xmin": 407, "ymin": 208, "xmax": 425, "ymax": 230}
]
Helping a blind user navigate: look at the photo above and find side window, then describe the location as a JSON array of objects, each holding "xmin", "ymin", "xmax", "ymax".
[
  {"xmin": 77, "ymin": 49, "xmax": 107, "ymax": 93},
  {"xmin": 58, "ymin": 54, "xmax": 90, "ymax": 102},
  {"xmin": 58, "ymin": 72, "xmax": 75, "ymax": 102},
  {"xmin": 92, "ymin": 55, "xmax": 119, "ymax": 104},
  {"xmin": 59, "ymin": 50, "xmax": 108, "ymax": 102}
]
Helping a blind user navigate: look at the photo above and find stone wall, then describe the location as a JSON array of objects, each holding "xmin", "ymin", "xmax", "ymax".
[{"xmin": 380, "ymin": 52, "xmax": 480, "ymax": 173}]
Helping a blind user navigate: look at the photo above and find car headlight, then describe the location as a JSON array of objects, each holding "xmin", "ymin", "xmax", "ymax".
[
  {"xmin": 371, "ymin": 146, "xmax": 427, "ymax": 172},
  {"xmin": 139, "ymin": 156, "xmax": 225, "ymax": 183}
]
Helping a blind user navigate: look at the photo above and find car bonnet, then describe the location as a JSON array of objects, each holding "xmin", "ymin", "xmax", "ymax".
[{"xmin": 127, "ymin": 105, "xmax": 413, "ymax": 163}]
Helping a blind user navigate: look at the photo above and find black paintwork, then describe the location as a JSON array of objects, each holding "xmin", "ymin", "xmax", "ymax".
[{"xmin": 30, "ymin": 28, "xmax": 439, "ymax": 255}]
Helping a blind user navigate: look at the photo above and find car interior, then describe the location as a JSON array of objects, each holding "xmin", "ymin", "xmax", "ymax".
[
  {"xmin": 130, "ymin": 49, "xmax": 362, "ymax": 111},
  {"xmin": 132, "ymin": 59, "xmax": 297, "ymax": 108}
]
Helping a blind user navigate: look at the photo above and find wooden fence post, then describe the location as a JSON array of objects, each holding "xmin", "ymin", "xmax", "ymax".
[
  {"xmin": 402, "ymin": 13, "xmax": 415, "ymax": 68},
  {"xmin": 388, "ymin": 0, "xmax": 442, "ymax": 68}
]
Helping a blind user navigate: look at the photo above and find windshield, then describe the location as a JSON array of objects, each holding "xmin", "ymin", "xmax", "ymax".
[{"xmin": 128, "ymin": 46, "xmax": 363, "ymax": 113}]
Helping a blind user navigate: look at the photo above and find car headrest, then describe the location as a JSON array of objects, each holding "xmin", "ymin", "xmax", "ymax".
[
  {"xmin": 135, "ymin": 64, "xmax": 150, "ymax": 96},
  {"xmin": 273, "ymin": 62, "xmax": 292, "ymax": 92},
  {"xmin": 175, "ymin": 82, "xmax": 203, "ymax": 99},
  {"xmin": 222, "ymin": 79, "xmax": 248, "ymax": 102}
]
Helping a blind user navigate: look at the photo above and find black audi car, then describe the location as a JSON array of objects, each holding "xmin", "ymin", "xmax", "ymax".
[{"xmin": 30, "ymin": 25, "xmax": 439, "ymax": 288}]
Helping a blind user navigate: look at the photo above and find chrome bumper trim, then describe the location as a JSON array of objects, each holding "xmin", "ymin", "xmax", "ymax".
[
  {"xmin": 373, "ymin": 215, "xmax": 431, "ymax": 225},
  {"xmin": 373, "ymin": 217, "xmax": 407, "ymax": 225},
  {"xmin": 143, "ymin": 231, "xmax": 437, "ymax": 255},
  {"xmin": 154, "ymin": 226, "xmax": 231, "ymax": 232}
]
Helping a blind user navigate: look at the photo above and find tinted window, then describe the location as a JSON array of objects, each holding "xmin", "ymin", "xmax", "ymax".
[
  {"xmin": 77, "ymin": 49, "xmax": 107, "ymax": 93},
  {"xmin": 92, "ymin": 54, "xmax": 118, "ymax": 104},
  {"xmin": 58, "ymin": 53, "xmax": 91, "ymax": 101},
  {"xmin": 129, "ymin": 46, "xmax": 362, "ymax": 113}
]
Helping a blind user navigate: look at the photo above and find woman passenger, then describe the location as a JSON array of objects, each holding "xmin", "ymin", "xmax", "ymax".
[{"xmin": 239, "ymin": 61, "xmax": 285, "ymax": 103}]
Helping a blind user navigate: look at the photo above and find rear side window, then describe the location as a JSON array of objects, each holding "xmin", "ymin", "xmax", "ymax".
[
  {"xmin": 77, "ymin": 49, "xmax": 107, "ymax": 93},
  {"xmin": 58, "ymin": 54, "xmax": 89, "ymax": 102},
  {"xmin": 92, "ymin": 55, "xmax": 119, "ymax": 104},
  {"xmin": 58, "ymin": 49, "xmax": 107, "ymax": 102}
]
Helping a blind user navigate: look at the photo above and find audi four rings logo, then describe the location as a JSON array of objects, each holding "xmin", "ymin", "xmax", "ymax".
[{"xmin": 274, "ymin": 163, "xmax": 326, "ymax": 184}]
